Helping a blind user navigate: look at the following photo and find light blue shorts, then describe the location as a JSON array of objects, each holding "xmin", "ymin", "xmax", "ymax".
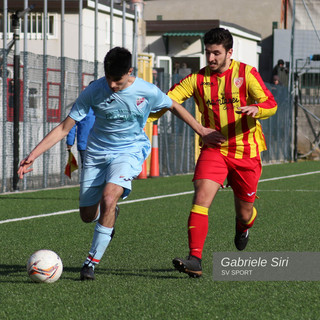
[{"xmin": 79, "ymin": 152, "xmax": 144, "ymax": 207}]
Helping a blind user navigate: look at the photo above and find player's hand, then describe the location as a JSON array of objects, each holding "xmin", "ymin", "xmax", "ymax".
[
  {"xmin": 236, "ymin": 106, "xmax": 259, "ymax": 117},
  {"xmin": 201, "ymin": 127, "xmax": 226, "ymax": 147},
  {"xmin": 17, "ymin": 155, "xmax": 35, "ymax": 179}
]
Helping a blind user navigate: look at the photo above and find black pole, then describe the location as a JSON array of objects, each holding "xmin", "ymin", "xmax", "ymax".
[
  {"xmin": 12, "ymin": 12, "xmax": 20, "ymax": 191},
  {"xmin": 293, "ymin": 86, "xmax": 298, "ymax": 162},
  {"xmin": 10, "ymin": 6, "xmax": 34, "ymax": 191}
]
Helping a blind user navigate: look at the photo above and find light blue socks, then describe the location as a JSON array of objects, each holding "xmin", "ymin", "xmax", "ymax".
[{"xmin": 84, "ymin": 222, "xmax": 114, "ymax": 268}]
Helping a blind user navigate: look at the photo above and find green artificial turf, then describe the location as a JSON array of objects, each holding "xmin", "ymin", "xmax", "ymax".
[{"xmin": 0, "ymin": 161, "xmax": 319, "ymax": 319}]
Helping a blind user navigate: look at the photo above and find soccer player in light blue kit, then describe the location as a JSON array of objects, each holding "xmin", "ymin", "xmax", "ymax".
[{"xmin": 18, "ymin": 47, "xmax": 224, "ymax": 280}]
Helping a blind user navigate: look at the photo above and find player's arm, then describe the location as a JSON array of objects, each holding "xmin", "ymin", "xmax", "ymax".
[
  {"xmin": 147, "ymin": 75, "xmax": 195, "ymax": 123},
  {"xmin": 167, "ymin": 74, "xmax": 195, "ymax": 104},
  {"xmin": 169, "ymin": 100, "xmax": 226, "ymax": 147},
  {"xmin": 241, "ymin": 67, "xmax": 277, "ymax": 120},
  {"xmin": 18, "ymin": 116, "xmax": 76, "ymax": 179}
]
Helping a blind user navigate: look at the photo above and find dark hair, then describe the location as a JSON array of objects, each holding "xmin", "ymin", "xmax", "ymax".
[
  {"xmin": 277, "ymin": 59, "xmax": 284, "ymax": 65},
  {"xmin": 204, "ymin": 28, "xmax": 233, "ymax": 51},
  {"xmin": 104, "ymin": 47, "xmax": 132, "ymax": 79}
]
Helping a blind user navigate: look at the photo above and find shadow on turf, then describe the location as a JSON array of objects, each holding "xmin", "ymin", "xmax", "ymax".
[
  {"xmin": 0, "ymin": 264, "xmax": 187, "ymax": 282},
  {"xmin": 0, "ymin": 264, "xmax": 30, "ymax": 283},
  {"xmin": 0, "ymin": 264, "xmax": 25, "ymax": 273},
  {"xmin": 62, "ymin": 266, "xmax": 184, "ymax": 280}
]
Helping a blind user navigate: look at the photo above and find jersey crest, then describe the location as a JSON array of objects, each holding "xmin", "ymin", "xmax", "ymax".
[
  {"xmin": 234, "ymin": 77, "xmax": 244, "ymax": 88},
  {"xmin": 136, "ymin": 97, "xmax": 145, "ymax": 107}
]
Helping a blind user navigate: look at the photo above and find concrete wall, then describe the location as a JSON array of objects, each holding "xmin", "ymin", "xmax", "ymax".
[
  {"xmin": 144, "ymin": 0, "xmax": 281, "ymax": 40},
  {"xmin": 143, "ymin": 0, "xmax": 282, "ymax": 81}
]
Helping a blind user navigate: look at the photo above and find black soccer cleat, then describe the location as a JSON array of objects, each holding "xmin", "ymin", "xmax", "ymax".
[
  {"xmin": 172, "ymin": 255, "xmax": 202, "ymax": 278},
  {"xmin": 80, "ymin": 264, "xmax": 95, "ymax": 281},
  {"xmin": 234, "ymin": 229, "xmax": 249, "ymax": 251}
]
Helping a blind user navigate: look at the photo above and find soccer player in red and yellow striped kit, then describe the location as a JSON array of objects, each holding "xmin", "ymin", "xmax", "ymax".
[{"xmin": 170, "ymin": 28, "xmax": 277, "ymax": 277}]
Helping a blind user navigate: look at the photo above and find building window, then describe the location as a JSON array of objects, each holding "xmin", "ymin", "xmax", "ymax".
[
  {"xmin": 48, "ymin": 15, "xmax": 54, "ymax": 35},
  {"xmin": 0, "ymin": 13, "xmax": 57, "ymax": 39}
]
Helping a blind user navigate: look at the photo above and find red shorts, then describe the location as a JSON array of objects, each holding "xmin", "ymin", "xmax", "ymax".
[{"xmin": 193, "ymin": 148, "xmax": 262, "ymax": 202}]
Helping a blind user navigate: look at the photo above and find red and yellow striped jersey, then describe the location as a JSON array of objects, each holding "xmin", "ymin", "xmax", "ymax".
[{"xmin": 168, "ymin": 60, "xmax": 277, "ymax": 159}]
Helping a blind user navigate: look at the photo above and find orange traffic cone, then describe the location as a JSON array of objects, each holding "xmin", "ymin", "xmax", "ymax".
[
  {"xmin": 150, "ymin": 123, "xmax": 159, "ymax": 177},
  {"xmin": 138, "ymin": 160, "xmax": 147, "ymax": 179}
]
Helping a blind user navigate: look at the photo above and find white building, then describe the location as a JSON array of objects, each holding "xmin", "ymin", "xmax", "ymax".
[
  {"xmin": 1, "ymin": 0, "xmax": 136, "ymax": 62},
  {"xmin": 145, "ymin": 19, "xmax": 261, "ymax": 92}
]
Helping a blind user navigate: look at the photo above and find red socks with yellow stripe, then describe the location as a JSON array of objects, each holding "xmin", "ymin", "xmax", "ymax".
[
  {"xmin": 188, "ymin": 206, "xmax": 257, "ymax": 259},
  {"xmin": 188, "ymin": 204, "xmax": 209, "ymax": 259}
]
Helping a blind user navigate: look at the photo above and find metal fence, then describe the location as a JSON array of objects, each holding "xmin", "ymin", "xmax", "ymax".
[
  {"xmin": 262, "ymin": 83, "xmax": 292, "ymax": 163},
  {"xmin": 294, "ymin": 60, "xmax": 320, "ymax": 160},
  {"xmin": 289, "ymin": 0, "xmax": 320, "ymax": 161},
  {"xmin": 158, "ymin": 98, "xmax": 196, "ymax": 176},
  {"xmin": 0, "ymin": 50, "xmax": 104, "ymax": 192},
  {"xmin": 0, "ymin": 50, "xmax": 294, "ymax": 193}
]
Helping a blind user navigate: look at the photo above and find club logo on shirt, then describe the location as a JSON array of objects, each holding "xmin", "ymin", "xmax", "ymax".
[
  {"xmin": 234, "ymin": 77, "xmax": 244, "ymax": 88},
  {"xmin": 136, "ymin": 97, "xmax": 145, "ymax": 107}
]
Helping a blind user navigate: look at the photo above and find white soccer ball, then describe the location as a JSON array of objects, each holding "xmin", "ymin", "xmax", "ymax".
[{"xmin": 27, "ymin": 249, "xmax": 63, "ymax": 283}]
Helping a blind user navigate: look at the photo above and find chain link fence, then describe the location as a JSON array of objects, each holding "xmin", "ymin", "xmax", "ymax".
[
  {"xmin": 289, "ymin": 0, "xmax": 320, "ymax": 160},
  {"xmin": 0, "ymin": 49, "xmax": 293, "ymax": 193},
  {"xmin": 0, "ymin": 50, "xmax": 105, "ymax": 192},
  {"xmin": 262, "ymin": 83, "xmax": 292, "ymax": 163}
]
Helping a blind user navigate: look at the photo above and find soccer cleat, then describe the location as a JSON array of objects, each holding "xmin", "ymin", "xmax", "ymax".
[
  {"xmin": 110, "ymin": 205, "xmax": 120, "ymax": 240},
  {"xmin": 234, "ymin": 229, "xmax": 249, "ymax": 251},
  {"xmin": 80, "ymin": 264, "xmax": 95, "ymax": 281},
  {"xmin": 172, "ymin": 255, "xmax": 202, "ymax": 278}
]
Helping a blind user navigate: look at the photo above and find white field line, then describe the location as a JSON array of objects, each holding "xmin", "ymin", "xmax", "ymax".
[
  {"xmin": 257, "ymin": 190, "xmax": 319, "ymax": 192},
  {"xmin": 258, "ymin": 170, "xmax": 320, "ymax": 182},
  {"xmin": 0, "ymin": 209, "xmax": 78, "ymax": 224},
  {"xmin": 0, "ymin": 171, "xmax": 319, "ymax": 225}
]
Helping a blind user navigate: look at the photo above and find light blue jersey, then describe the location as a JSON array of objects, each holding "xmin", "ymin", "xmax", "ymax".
[
  {"xmin": 69, "ymin": 76, "xmax": 172, "ymax": 156},
  {"xmin": 68, "ymin": 76, "xmax": 173, "ymax": 205}
]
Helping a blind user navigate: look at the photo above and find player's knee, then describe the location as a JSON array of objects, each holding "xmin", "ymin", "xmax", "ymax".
[
  {"xmin": 100, "ymin": 193, "xmax": 118, "ymax": 210},
  {"xmin": 79, "ymin": 209, "xmax": 96, "ymax": 223},
  {"xmin": 236, "ymin": 207, "xmax": 254, "ymax": 224}
]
